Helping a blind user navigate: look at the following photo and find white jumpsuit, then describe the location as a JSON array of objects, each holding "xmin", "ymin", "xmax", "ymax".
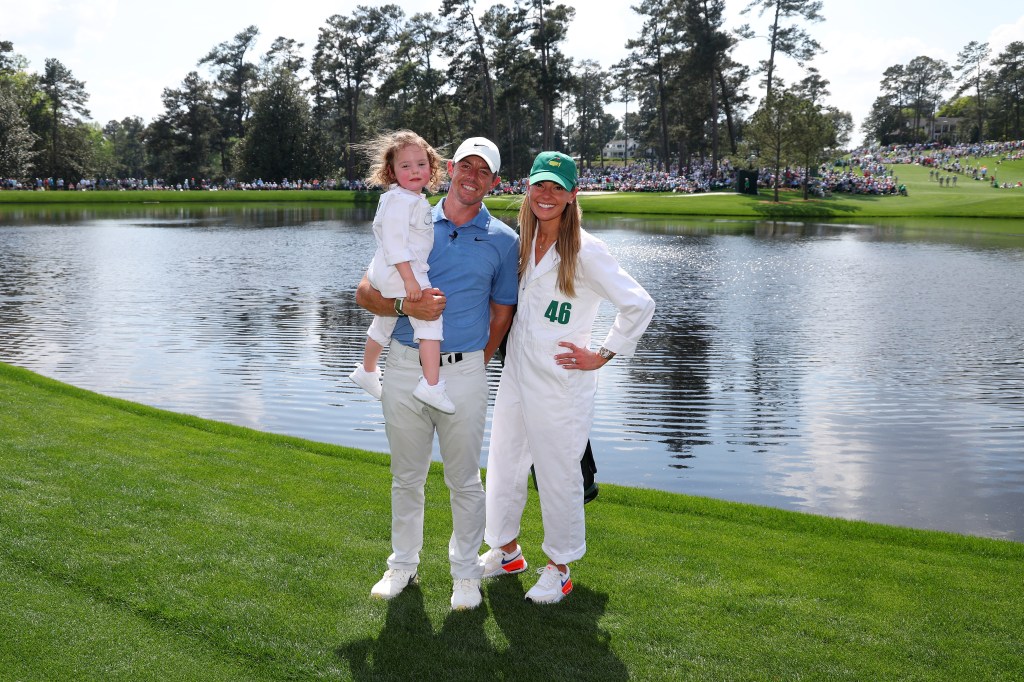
[
  {"xmin": 485, "ymin": 228, "xmax": 655, "ymax": 564},
  {"xmin": 365, "ymin": 185, "xmax": 442, "ymax": 344}
]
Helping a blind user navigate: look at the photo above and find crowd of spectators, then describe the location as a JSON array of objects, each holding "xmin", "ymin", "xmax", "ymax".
[
  {"xmin": 848, "ymin": 139, "xmax": 1024, "ymax": 189},
  {"xmin": 0, "ymin": 176, "xmax": 367, "ymax": 192},
  {"xmin": 8, "ymin": 139, "xmax": 1022, "ymax": 196},
  {"xmin": 475, "ymin": 158, "xmax": 738, "ymax": 196}
]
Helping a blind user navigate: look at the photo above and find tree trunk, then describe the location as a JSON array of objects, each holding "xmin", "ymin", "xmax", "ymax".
[
  {"xmin": 470, "ymin": 14, "xmax": 497, "ymax": 140},
  {"xmin": 717, "ymin": 69, "xmax": 738, "ymax": 155},
  {"xmin": 710, "ymin": 71, "xmax": 720, "ymax": 173},
  {"xmin": 765, "ymin": 0, "xmax": 781, "ymax": 102}
]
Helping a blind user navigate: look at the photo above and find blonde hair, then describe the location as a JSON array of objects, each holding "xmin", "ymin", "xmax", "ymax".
[
  {"xmin": 358, "ymin": 130, "xmax": 445, "ymax": 193},
  {"xmin": 516, "ymin": 190, "xmax": 582, "ymax": 298}
]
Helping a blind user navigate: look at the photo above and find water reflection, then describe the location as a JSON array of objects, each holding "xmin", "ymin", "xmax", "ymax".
[{"xmin": 1, "ymin": 205, "xmax": 1022, "ymax": 541}]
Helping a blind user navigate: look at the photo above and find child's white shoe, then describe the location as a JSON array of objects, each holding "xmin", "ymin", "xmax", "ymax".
[
  {"xmin": 412, "ymin": 377, "xmax": 456, "ymax": 414},
  {"xmin": 349, "ymin": 364, "xmax": 382, "ymax": 400}
]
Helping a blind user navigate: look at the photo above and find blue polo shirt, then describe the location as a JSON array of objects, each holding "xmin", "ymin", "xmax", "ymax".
[{"xmin": 392, "ymin": 198, "xmax": 519, "ymax": 352}]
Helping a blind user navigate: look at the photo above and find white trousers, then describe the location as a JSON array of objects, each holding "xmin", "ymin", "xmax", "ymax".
[
  {"xmin": 367, "ymin": 314, "xmax": 443, "ymax": 347},
  {"xmin": 381, "ymin": 341, "xmax": 487, "ymax": 579},
  {"xmin": 485, "ymin": 335, "xmax": 595, "ymax": 565}
]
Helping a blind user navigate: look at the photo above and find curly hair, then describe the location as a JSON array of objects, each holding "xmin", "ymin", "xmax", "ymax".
[{"xmin": 358, "ymin": 130, "xmax": 445, "ymax": 193}]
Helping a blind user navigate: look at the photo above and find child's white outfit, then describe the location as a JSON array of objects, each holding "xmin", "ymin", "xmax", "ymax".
[
  {"xmin": 365, "ymin": 184, "xmax": 442, "ymax": 345},
  {"xmin": 353, "ymin": 184, "xmax": 452, "ymax": 412}
]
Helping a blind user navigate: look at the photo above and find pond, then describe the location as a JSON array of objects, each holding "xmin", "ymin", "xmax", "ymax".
[{"xmin": 1, "ymin": 204, "xmax": 1022, "ymax": 541}]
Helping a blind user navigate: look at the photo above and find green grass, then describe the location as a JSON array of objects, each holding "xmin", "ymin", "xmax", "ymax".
[
  {"xmin": 0, "ymin": 188, "xmax": 376, "ymax": 205},
  {"xmin": 4, "ymin": 155, "xmax": 1023, "ymax": 224},
  {"xmin": 2, "ymin": 361, "xmax": 1022, "ymax": 681}
]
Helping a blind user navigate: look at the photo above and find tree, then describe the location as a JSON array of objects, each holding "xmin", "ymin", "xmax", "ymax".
[
  {"xmin": 527, "ymin": 0, "xmax": 576, "ymax": 150},
  {"xmin": 0, "ymin": 85, "xmax": 37, "ymax": 177},
  {"xmin": 37, "ymin": 58, "xmax": 91, "ymax": 178},
  {"xmin": 152, "ymin": 71, "xmax": 219, "ymax": 181},
  {"xmin": 682, "ymin": 0, "xmax": 734, "ymax": 171},
  {"xmin": 568, "ymin": 60, "xmax": 609, "ymax": 167},
  {"xmin": 904, "ymin": 56, "xmax": 952, "ymax": 139},
  {"xmin": 622, "ymin": 0, "xmax": 683, "ymax": 166},
  {"xmin": 0, "ymin": 39, "xmax": 18, "ymax": 75},
  {"xmin": 825, "ymin": 107, "xmax": 853, "ymax": 149},
  {"xmin": 439, "ymin": 0, "xmax": 498, "ymax": 141},
  {"xmin": 745, "ymin": 89, "xmax": 803, "ymax": 202},
  {"xmin": 790, "ymin": 98, "xmax": 834, "ymax": 199},
  {"xmin": 103, "ymin": 116, "xmax": 147, "ymax": 178},
  {"xmin": 199, "ymin": 26, "xmax": 260, "ymax": 142},
  {"xmin": 953, "ymin": 41, "xmax": 991, "ymax": 142},
  {"xmin": 738, "ymin": 0, "xmax": 824, "ymax": 103},
  {"xmin": 239, "ymin": 64, "xmax": 312, "ymax": 181},
  {"xmin": 313, "ymin": 5, "xmax": 404, "ymax": 181},
  {"xmin": 482, "ymin": 1, "xmax": 538, "ymax": 175},
  {"xmin": 863, "ymin": 64, "xmax": 909, "ymax": 144},
  {"xmin": 989, "ymin": 42, "xmax": 1024, "ymax": 140},
  {"xmin": 863, "ymin": 59, "xmax": 951, "ymax": 145},
  {"xmin": 374, "ymin": 13, "xmax": 453, "ymax": 145},
  {"xmin": 261, "ymin": 37, "xmax": 306, "ymax": 75}
]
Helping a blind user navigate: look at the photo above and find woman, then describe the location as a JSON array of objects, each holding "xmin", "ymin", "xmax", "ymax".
[{"xmin": 480, "ymin": 151, "xmax": 655, "ymax": 604}]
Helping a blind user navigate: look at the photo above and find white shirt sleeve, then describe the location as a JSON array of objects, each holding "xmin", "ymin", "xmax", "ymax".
[{"xmin": 581, "ymin": 239, "xmax": 655, "ymax": 357}]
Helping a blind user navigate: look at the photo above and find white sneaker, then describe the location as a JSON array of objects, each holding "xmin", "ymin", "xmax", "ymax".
[
  {"xmin": 370, "ymin": 569, "xmax": 418, "ymax": 600},
  {"xmin": 480, "ymin": 546, "xmax": 528, "ymax": 579},
  {"xmin": 451, "ymin": 578, "xmax": 482, "ymax": 610},
  {"xmin": 349, "ymin": 364, "xmax": 382, "ymax": 400},
  {"xmin": 412, "ymin": 377, "xmax": 456, "ymax": 414},
  {"xmin": 524, "ymin": 564, "xmax": 572, "ymax": 604}
]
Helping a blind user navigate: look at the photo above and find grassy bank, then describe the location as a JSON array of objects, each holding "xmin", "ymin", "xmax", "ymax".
[
  {"xmin": 0, "ymin": 188, "xmax": 377, "ymax": 205},
  {"xmin": 3, "ymin": 155, "xmax": 1023, "ymax": 224},
  {"xmin": 2, "ymin": 361, "xmax": 1022, "ymax": 681}
]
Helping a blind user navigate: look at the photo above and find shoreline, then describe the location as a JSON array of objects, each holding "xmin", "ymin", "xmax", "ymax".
[{"xmin": 4, "ymin": 160, "xmax": 1024, "ymax": 231}]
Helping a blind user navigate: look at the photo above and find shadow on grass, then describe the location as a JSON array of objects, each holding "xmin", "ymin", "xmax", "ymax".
[
  {"xmin": 336, "ymin": 585, "xmax": 491, "ymax": 681},
  {"xmin": 487, "ymin": 575, "xmax": 628, "ymax": 681},
  {"xmin": 336, "ymin": 577, "xmax": 627, "ymax": 681},
  {"xmin": 746, "ymin": 192, "xmax": 882, "ymax": 218}
]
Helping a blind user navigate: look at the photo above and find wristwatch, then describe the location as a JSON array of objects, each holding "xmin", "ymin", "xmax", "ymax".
[
  {"xmin": 394, "ymin": 297, "xmax": 407, "ymax": 316},
  {"xmin": 597, "ymin": 346, "xmax": 616, "ymax": 361}
]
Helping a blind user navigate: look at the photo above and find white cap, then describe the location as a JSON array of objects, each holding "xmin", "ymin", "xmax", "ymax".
[{"xmin": 452, "ymin": 137, "xmax": 501, "ymax": 173}]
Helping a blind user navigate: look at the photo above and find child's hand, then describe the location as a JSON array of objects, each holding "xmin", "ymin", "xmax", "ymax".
[{"xmin": 405, "ymin": 281, "xmax": 423, "ymax": 301}]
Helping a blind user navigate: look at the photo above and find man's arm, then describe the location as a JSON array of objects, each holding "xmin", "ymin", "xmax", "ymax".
[
  {"xmin": 484, "ymin": 302, "xmax": 515, "ymax": 363},
  {"xmin": 355, "ymin": 274, "xmax": 445, "ymax": 320}
]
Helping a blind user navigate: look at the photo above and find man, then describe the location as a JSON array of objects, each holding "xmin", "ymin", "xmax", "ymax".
[{"xmin": 355, "ymin": 137, "xmax": 519, "ymax": 610}]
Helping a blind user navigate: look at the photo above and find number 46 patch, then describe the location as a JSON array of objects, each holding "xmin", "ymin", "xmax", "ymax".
[{"xmin": 544, "ymin": 300, "xmax": 572, "ymax": 324}]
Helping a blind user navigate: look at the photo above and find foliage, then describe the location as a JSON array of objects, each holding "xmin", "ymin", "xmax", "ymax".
[
  {"xmin": 31, "ymin": 58, "xmax": 91, "ymax": 178},
  {"xmin": 745, "ymin": 89, "xmax": 803, "ymax": 201},
  {"xmin": 737, "ymin": 0, "xmax": 824, "ymax": 102},
  {"xmin": 103, "ymin": 117, "xmax": 147, "ymax": 178},
  {"xmin": 0, "ymin": 85, "xmax": 37, "ymax": 177},
  {"xmin": 312, "ymin": 5, "xmax": 404, "ymax": 181},
  {"xmin": 198, "ymin": 25, "xmax": 260, "ymax": 175},
  {"xmin": 5, "ymin": 11, "xmax": 1024, "ymax": 184},
  {"xmin": 148, "ymin": 71, "xmax": 220, "ymax": 182},
  {"xmin": 238, "ymin": 66, "xmax": 312, "ymax": 181}
]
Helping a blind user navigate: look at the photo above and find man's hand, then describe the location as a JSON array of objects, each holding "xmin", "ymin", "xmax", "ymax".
[
  {"xmin": 355, "ymin": 275, "xmax": 445, "ymax": 320},
  {"xmin": 403, "ymin": 288, "xmax": 445, "ymax": 321}
]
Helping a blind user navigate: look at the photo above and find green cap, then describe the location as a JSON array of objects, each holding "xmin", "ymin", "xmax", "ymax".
[{"xmin": 529, "ymin": 151, "xmax": 577, "ymax": 191}]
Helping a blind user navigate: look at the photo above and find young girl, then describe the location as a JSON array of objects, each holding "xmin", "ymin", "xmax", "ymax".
[{"xmin": 349, "ymin": 130, "xmax": 455, "ymax": 414}]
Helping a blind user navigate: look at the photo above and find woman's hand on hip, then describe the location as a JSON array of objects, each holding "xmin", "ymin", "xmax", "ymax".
[{"xmin": 555, "ymin": 341, "xmax": 607, "ymax": 371}]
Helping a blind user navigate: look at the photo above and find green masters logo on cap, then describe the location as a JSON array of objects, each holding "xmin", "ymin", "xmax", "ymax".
[{"xmin": 529, "ymin": 151, "xmax": 577, "ymax": 191}]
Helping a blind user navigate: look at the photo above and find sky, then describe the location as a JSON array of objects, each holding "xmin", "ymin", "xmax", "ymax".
[{"xmin": 6, "ymin": 1, "xmax": 1024, "ymax": 144}]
